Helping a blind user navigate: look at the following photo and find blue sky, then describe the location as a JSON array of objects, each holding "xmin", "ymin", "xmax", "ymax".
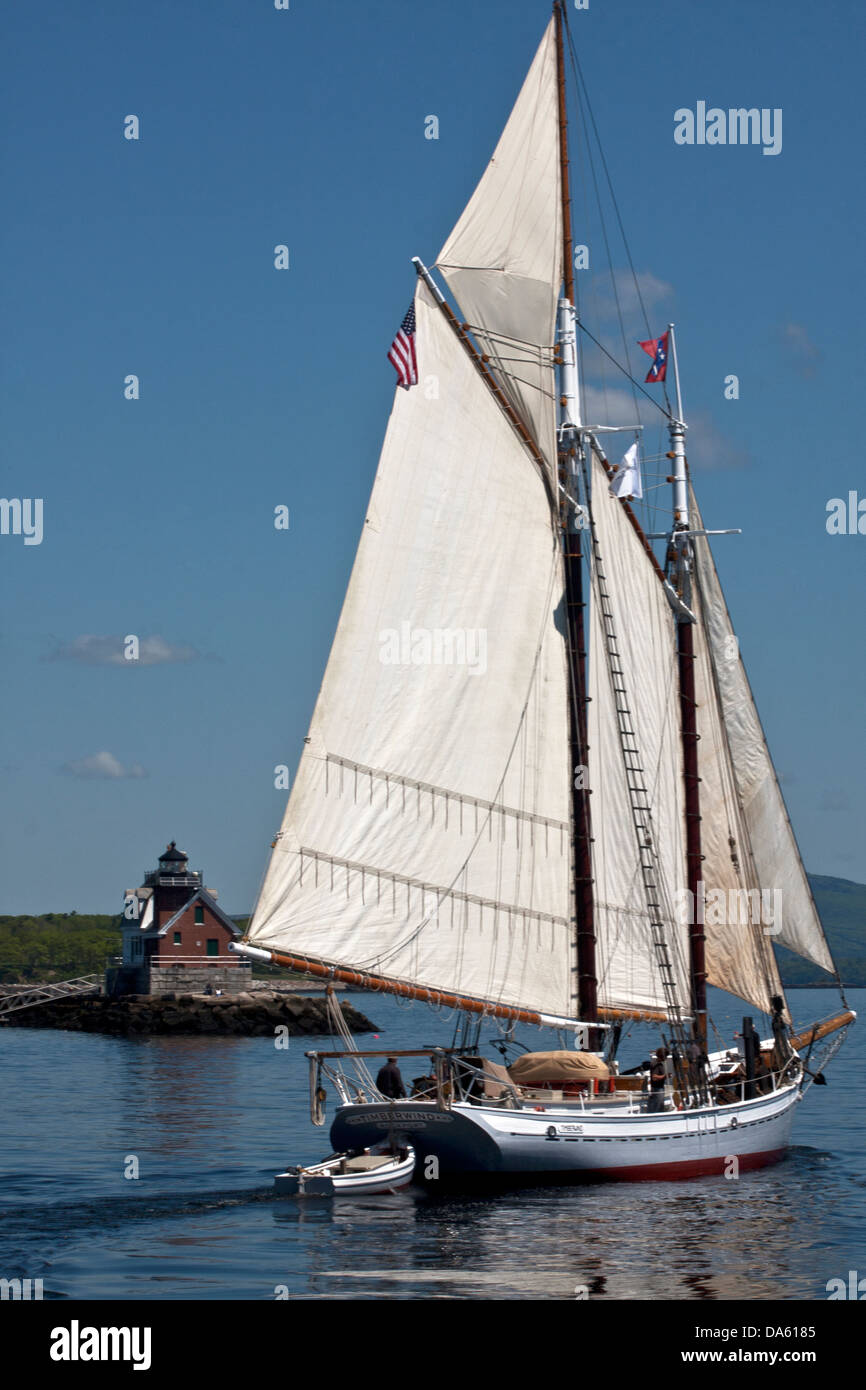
[{"xmin": 1, "ymin": 0, "xmax": 864, "ymax": 914}]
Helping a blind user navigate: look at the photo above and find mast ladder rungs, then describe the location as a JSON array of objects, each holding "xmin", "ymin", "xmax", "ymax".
[{"xmin": 589, "ymin": 505, "xmax": 692, "ymax": 1063}]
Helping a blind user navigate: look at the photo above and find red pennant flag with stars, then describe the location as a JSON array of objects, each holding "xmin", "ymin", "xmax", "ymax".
[{"xmin": 638, "ymin": 331, "xmax": 668, "ymax": 383}]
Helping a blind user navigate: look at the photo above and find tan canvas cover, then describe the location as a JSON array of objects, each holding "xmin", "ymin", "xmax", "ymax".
[{"xmin": 508, "ymin": 1050, "xmax": 610, "ymax": 1083}]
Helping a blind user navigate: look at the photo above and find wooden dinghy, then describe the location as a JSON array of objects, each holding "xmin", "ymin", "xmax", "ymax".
[{"xmin": 274, "ymin": 1144, "xmax": 415, "ymax": 1197}]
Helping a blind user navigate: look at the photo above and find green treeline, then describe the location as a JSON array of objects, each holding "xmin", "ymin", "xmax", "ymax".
[
  {"xmin": 0, "ymin": 913, "xmax": 297, "ymax": 984},
  {"xmin": 0, "ymin": 914, "xmax": 122, "ymax": 982}
]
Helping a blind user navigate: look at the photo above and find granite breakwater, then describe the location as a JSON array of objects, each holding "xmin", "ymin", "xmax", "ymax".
[{"xmin": 4, "ymin": 989, "xmax": 378, "ymax": 1037}]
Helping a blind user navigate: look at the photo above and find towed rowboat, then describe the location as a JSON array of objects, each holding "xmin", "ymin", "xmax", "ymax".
[{"xmin": 274, "ymin": 1145, "xmax": 415, "ymax": 1197}]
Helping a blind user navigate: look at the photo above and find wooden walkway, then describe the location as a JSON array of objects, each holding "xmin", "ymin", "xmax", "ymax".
[{"xmin": 0, "ymin": 975, "xmax": 102, "ymax": 1017}]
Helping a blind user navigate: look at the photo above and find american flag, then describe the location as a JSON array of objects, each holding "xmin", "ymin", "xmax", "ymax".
[{"xmin": 388, "ymin": 303, "xmax": 418, "ymax": 389}]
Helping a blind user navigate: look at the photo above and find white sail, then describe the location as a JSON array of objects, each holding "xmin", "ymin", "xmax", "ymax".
[
  {"xmin": 689, "ymin": 485, "xmax": 834, "ymax": 976},
  {"xmin": 435, "ymin": 16, "xmax": 561, "ymax": 469},
  {"xmin": 690, "ymin": 571, "xmax": 787, "ymax": 1015},
  {"xmin": 587, "ymin": 453, "xmax": 691, "ymax": 1015},
  {"xmin": 248, "ymin": 280, "xmax": 573, "ymax": 1018}
]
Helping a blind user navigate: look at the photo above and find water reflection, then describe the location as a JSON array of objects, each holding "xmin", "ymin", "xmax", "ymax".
[
  {"xmin": 263, "ymin": 1141, "xmax": 847, "ymax": 1300},
  {"xmin": 1, "ymin": 988, "xmax": 860, "ymax": 1299},
  {"xmin": 117, "ymin": 1036, "xmax": 251, "ymax": 1158}
]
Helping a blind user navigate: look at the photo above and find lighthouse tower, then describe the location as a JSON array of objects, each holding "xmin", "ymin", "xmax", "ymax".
[{"xmin": 113, "ymin": 842, "xmax": 250, "ymax": 996}]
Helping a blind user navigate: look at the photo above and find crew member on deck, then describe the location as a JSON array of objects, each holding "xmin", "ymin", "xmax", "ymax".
[
  {"xmin": 647, "ymin": 1047, "xmax": 668, "ymax": 1112},
  {"xmin": 770, "ymin": 994, "xmax": 791, "ymax": 1065},
  {"xmin": 376, "ymin": 1057, "xmax": 406, "ymax": 1100}
]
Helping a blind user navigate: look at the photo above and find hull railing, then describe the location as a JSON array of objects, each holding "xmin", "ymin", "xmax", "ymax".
[{"xmin": 306, "ymin": 1044, "xmax": 806, "ymax": 1126}]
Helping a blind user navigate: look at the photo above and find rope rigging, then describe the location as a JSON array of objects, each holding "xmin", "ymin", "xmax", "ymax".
[{"xmin": 563, "ymin": 12, "xmax": 673, "ymax": 422}]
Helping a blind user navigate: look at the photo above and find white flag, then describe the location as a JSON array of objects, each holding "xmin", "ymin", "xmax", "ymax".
[{"xmin": 611, "ymin": 441, "xmax": 643, "ymax": 500}]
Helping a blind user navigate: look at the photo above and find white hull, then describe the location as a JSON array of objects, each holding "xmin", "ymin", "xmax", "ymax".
[
  {"xmin": 329, "ymin": 1083, "xmax": 800, "ymax": 1182},
  {"xmin": 275, "ymin": 1146, "xmax": 416, "ymax": 1196}
]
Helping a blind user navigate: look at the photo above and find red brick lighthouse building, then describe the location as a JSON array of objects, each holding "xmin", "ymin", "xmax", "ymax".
[{"xmin": 114, "ymin": 842, "xmax": 250, "ymax": 996}]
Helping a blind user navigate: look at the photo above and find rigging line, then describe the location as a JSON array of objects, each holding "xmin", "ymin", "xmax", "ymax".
[
  {"xmin": 485, "ymin": 368, "xmax": 557, "ymax": 399},
  {"xmin": 326, "ymin": 989, "xmax": 380, "ymax": 1092},
  {"xmin": 474, "ymin": 355, "xmax": 554, "ymax": 368},
  {"xmin": 565, "ymin": 35, "xmax": 612, "ymax": 432},
  {"xmin": 563, "ymin": 15, "xmax": 673, "ymax": 420},
  {"xmin": 240, "ymin": 830, "xmax": 277, "ymax": 940},
  {"xmin": 565, "ymin": 21, "xmax": 648, "ymax": 339},
  {"xmin": 566, "ymin": 37, "xmax": 641, "ymax": 434},
  {"xmin": 461, "ymin": 323, "xmax": 557, "ymax": 352},
  {"xmin": 567, "ymin": 38, "xmax": 610, "ymax": 422},
  {"xmin": 578, "ymin": 320, "xmax": 673, "ymax": 421}
]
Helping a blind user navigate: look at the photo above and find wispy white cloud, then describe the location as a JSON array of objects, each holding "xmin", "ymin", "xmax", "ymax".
[
  {"xmin": 61, "ymin": 751, "xmax": 148, "ymax": 780},
  {"xmin": 581, "ymin": 384, "xmax": 644, "ymax": 428},
  {"xmin": 48, "ymin": 634, "xmax": 201, "ymax": 666},
  {"xmin": 779, "ymin": 321, "xmax": 821, "ymax": 378},
  {"xmin": 685, "ymin": 410, "xmax": 750, "ymax": 472},
  {"xmin": 582, "ymin": 269, "xmax": 674, "ymax": 327}
]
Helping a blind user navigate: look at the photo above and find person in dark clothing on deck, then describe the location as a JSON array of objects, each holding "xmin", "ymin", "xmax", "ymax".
[
  {"xmin": 376, "ymin": 1057, "xmax": 406, "ymax": 1100},
  {"xmin": 647, "ymin": 1046, "xmax": 668, "ymax": 1113}
]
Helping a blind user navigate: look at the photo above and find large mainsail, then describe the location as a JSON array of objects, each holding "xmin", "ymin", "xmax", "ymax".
[
  {"xmin": 247, "ymin": 281, "xmax": 573, "ymax": 1018},
  {"xmin": 587, "ymin": 453, "xmax": 692, "ymax": 1015},
  {"xmin": 435, "ymin": 16, "xmax": 561, "ymax": 471},
  {"xmin": 689, "ymin": 483, "xmax": 835, "ymax": 980}
]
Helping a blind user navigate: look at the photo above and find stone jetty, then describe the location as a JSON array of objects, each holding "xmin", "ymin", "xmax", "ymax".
[{"xmin": 6, "ymin": 989, "xmax": 377, "ymax": 1037}]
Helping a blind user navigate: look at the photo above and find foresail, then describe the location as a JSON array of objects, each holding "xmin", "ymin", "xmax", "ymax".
[
  {"xmin": 689, "ymin": 484, "xmax": 834, "ymax": 977},
  {"xmin": 435, "ymin": 16, "xmax": 561, "ymax": 470},
  {"xmin": 690, "ymin": 571, "xmax": 787, "ymax": 1015},
  {"xmin": 248, "ymin": 280, "xmax": 573, "ymax": 1018},
  {"xmin": 587, "ymin": 453, "xmax": 691, "ymax": 1016}
]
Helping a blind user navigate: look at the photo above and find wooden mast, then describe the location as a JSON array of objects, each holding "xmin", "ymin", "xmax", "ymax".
[
  {"xmin": 679, "ymin": 609, "xmax": 706, "ymax": 1047},
  {"xmin": 554, "ymin": 0, "xmax": 597, "ymax": 1032},
  {"xmin": 667, "ymin": 328, "xmax": 707, "ymax": 1049}
]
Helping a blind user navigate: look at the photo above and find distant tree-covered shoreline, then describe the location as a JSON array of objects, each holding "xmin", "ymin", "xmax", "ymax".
[
  {"xmin": 0, "ymin": 914, "xmax": 122, "ymax": 982},
  {"xmin": 0, "ymin": 913, "xmax": 296, "ymax": 984},
  {"xmin": 1, "ymin": 873, "xmax": 863, "ymax": 988}
]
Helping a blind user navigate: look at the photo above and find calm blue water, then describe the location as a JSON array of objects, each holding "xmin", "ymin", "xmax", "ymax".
[{"xmin": 0, "ymin": 988, "xmax": 861, "ymax": 1300}]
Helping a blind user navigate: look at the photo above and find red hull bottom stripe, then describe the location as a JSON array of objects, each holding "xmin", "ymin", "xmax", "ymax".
[{"xmin": 580, "ymin": 1148, "xmax": 787, "ymax": 1183}]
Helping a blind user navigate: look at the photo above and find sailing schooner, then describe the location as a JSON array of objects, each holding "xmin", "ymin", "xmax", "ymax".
[{"xmin": 233, "ymin": 3, "xmax": 854, "ymax": 1180}]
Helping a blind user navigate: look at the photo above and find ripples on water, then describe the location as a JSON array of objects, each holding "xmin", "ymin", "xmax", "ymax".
[{"xmin": 0, "ymin": 988, "xmax": 861, "ymax": 1299}]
